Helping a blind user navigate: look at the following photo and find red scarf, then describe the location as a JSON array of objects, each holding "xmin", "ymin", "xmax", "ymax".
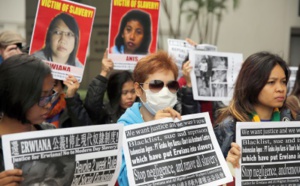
[{"xmin": 46, "ymin": 94, "xmax": 66, "ymax": 128}]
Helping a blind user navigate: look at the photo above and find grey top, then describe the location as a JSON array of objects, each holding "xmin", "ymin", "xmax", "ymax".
[{"xmin": 33, "ymin": 50, "xmax": 83, "ymax": 68}]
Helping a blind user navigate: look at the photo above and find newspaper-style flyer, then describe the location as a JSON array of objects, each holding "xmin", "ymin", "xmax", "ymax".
[
  {"xmin": 189, "ymin": 50, "xmax": 243, "ymax": 101},
  {"xmin": 2, "ymin": 124, "xmax": 123, "ymax": 186},
  {"xmin": 123, "ymin": 112, "xmax": 233, "ymax": 186},
  {"xmin": 236, "ymin": 122, "xmax": 300, "ymax": 186},
  {"xmin": 108, "ymin": 0, "xmax": 160, "ymax": 70},
  {"xmin": 287, "ymin": 66, "xmax": 298, "ymax": 95},
  {"xmin": 167, "ymin": 39, "xmax": 217, "ymax": 79},
  {"xmin": 29, "ymin": 0, "xmax": 96, "ymax": 82}
]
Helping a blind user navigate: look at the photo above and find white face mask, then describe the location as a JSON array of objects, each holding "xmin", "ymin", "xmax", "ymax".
[{"xmin": 140, "ymin": 87, "xmax": 178, "ymax": 115}]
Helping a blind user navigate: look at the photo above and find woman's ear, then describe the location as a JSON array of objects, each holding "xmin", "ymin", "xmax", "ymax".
[{"xmin": 134, "ymin": 82, "xmax": 142, "ymax": 97}]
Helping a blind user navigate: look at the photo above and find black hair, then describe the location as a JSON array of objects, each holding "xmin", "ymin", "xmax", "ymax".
[
  {"xmin": 107, "ymin": 71, "xmax": 134, "ymax": 113},
  {"xmin": 216, "ymin": 51, "xmax": 290, "ymax": 122},
  {"xmin": 0, "ymin": 54, "xmax": 51, "ymax": 123},
  {"xmin": 115, "ymin": 10, "xmax": 151, "ymax": 54},
  {"xmin": 43, "ymin": 13, "xmax": 79, "ymax": 66}
]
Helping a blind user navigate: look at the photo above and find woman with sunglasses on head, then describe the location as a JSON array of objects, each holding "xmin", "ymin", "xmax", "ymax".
[
  {"xmin": 33, "ymin": 13, "xmax": 82, "ymax": 68},
  {"xmin": 117, "ymin": 51, "xmax": 199, "ymax": 186},
  {"xmin": 214, "ymin": 52, "xmax": 292, "ymax": 169},
  {"xmin": 84, "ymin": 50, "xmax": 138, "ymax": 124},
  {"xmin": 0, "ymin": 54, "xmax": 57, "ymax": 185}
]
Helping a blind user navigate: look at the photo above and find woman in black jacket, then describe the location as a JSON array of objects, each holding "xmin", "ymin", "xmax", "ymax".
[{"xmin": 84, "ymin": 50, "xmax": 137, "ymax": 124}]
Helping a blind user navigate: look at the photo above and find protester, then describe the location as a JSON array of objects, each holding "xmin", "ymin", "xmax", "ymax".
[
  {"xmin": 214, "ymin": 51, "xmax": 292, "ymax": 168},
  {"xmin": 0, "ymin": 30, "xmax": 25, "ymax": 64},
  {"xmin": 111, "ymin": 9, "xmax": 151, "ymax": 54},
  {"xmin": 46, "ymin": 76, "xmax": 92, "ymax": 128},
  {"xmin": 0, "ymin": 54, "xmax": 56, "ymax": 185},
  {"xmin": 117, "ymin": 51, "xmax": 199, "ymax": 186},
  {"xmin": 33, "ymin": 13, "xmax": 82, "ymax": 67},
  {"xmin": 85, "ymin": 50, "xmax": 137, "ymax": 124}
]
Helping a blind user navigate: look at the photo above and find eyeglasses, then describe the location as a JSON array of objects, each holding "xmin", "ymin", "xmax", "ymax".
[
  {"xmin": 38, "ymin": 90, "xmax": 58, "ymax": 107},
  {"xmin": 52, "ymin": 30, "xmax": 75, "ymax": 38},
  {"xmin": 140, "ymin": 80, "xmax": 179, "ymax": 93}
]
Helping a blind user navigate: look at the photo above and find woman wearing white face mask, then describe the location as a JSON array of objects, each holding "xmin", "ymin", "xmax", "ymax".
[{"xmin": 117, "ymin": 51, "xmax": 199, "ymax": 186}]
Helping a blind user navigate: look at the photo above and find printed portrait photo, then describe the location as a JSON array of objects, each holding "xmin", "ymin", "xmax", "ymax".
[{"xmin": 15, "ymin": 155, "xmax": 75, "ymax": 186}]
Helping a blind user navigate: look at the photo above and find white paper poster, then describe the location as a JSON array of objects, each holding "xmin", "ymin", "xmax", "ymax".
[
  {"xmin": 123, "ymin": 112, "xmax": 233, "ymax": 186},
  {"xmin": 236, "ymin": 121, "xmax": 300, "ymax": 186},
  {"xmin": 2, "ymin": 124, "xmax": 123, "ymax": 186},
  {"xmin": 189, "ymin": 50, "xmax": 243, "ymax": 101}
]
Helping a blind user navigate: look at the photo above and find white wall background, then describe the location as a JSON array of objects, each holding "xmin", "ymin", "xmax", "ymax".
[
  {"xmin": 0, "ymin": 0, "xmax": 26, "ymax": 38},
  {"xmin": 159, "ymin": 0, "xmax": 300, "ymax": 63}
]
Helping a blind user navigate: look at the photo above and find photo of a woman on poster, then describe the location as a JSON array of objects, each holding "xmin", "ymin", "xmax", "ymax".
[
  {"xmin": 111, "ymin": 9, "xmax": 151, "ymax": 55},
  {"xmin": 33, "ymin": 13, "xmax": 83, "ymax": 68}
]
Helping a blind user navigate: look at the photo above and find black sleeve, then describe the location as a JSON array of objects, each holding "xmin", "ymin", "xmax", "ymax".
[
  {"xmin": 84, "ymin": 75, "xmax": 108, "ymax": 124},
  {"xmin": 176, "ymin": 86, "xmax": 200, "ymax": 115},
  {"xmin": 65, "ymin": 93, "xmax": 93, "ymax": 127}
]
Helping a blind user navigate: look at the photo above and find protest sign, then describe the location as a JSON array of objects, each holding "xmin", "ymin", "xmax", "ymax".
[
  {"xmin": 168, "ymin": 39, "xmax": 217, "ymax": 79},
  {"xmin": 189, "ymin": 50, "xmax": 243, "ymax": 101},
  {"xmin": 123, "ymin": 112, "xmax": 232, "ymax": 186},
  {"xmin": 29, "ymin": 0, "xmax": 96, "ymax": 82},
  {"xmin": 2, "ymin": 124, "xmax": 122, "ymax": 186},
  {"xmin": 108, "ymin": 0, "xmax": 160, "ymax": 70},
  {"xmin": 236, "ymin": 122, "xmax": 300, "ymax": 185},
  {"xmin": 288, "ymin": 66, "xmax": 298, "ymax": 95}
]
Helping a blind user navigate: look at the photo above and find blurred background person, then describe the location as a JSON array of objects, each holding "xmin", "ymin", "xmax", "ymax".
[
  {"xmin": 46, "ymin": 75, "xmax": 92, "ymax": 128},
  {"xmin": 0, "ymin": 30, "xmax": 25, "ymax": 64}
]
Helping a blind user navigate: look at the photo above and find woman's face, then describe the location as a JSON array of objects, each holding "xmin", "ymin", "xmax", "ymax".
[
  {"xmin": 50, "ymin": 19, "xmax": 75, "ymax": 63},
  {"xmin": 120, "ymin": 80, "xmax": 136, "ymax": 109},
  {"xmin": 122, "ymin": 20, "xmax": 144, "ymax": 54},
  {"xmin": 256, "ymin": 64, "xmax": 287, "ymax": 110},
  {"xmin": 26, "ymin": 74, "xmax": 54, "ymax": 124},
  {"xmin": 138, "ymin": 70, "xmax": 175, "ymax": 102}
]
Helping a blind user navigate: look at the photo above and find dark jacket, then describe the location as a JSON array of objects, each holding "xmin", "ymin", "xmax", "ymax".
[
  {"xmin": 59, "ymin": 93, "xmax": 92, "ymax": 127},
  {"xmin": 0, "ymin": 123, "xmax": 56, "ymax": 172},
  {"xmin": 214, "ymin": 108, "xmax": 294, "ymax": 158},
  {"xmin": 84, "ymin": 75, "xmax": 118, "ymax": 124},
  {"xmin": 85, "ymin": 75, "xmax": 200, "ymax": 124}
]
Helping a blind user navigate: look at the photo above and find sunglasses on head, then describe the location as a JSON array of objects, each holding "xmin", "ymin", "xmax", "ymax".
[
  {"xmin": 38, "ymin": 90, "xmax": 58, "ymax": 107},
  {"xmin": 140, "ymin": 80, "xmax": 179, "ymax": 93}
]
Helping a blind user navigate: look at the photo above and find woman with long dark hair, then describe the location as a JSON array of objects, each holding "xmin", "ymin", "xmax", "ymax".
[
  {"xmin": 214, "ymin": 51, "xmax": 292, "ymax": 167},
  {"xmin": 85, "ymin": 50, "xmax": 137, "ymax": 124},
  {"xmin": 0, "ymin": 54, "xmax": 56, "ymax": 185}
]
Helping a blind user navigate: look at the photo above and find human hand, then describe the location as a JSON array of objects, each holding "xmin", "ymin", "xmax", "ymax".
[
  {"xmin": 64, "ymin": 75, "xmax": 80, "ymax": 98},
  {"xmin": 1, "ymin": 44, "xmax": 22, "ymax": 60},
  {"xmin": 185, "ymin": 38, "xmax": 197, "ymax": 46},
  {"xmin": 0, "ymin": 169, "xmax": 23, "ymax": 186},
  {"xmin": 154, "ymin": 107, "xmax": 181, "ymax": 120},
  {"xmin": 226, "ymin": 142, "xmax": 241, "ymax": 168},
  {"xmin": 182, "ymin": 61, "xmax": 192, "ymax": 87},
  {"xmin": 100, "ymin": 49, "xmax": 114, "ymax": 78}
]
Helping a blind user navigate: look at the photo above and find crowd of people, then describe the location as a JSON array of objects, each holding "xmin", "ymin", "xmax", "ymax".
[{"xmin": 0, "ymin": 29, "xmax": 299, "ymax": 186}]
